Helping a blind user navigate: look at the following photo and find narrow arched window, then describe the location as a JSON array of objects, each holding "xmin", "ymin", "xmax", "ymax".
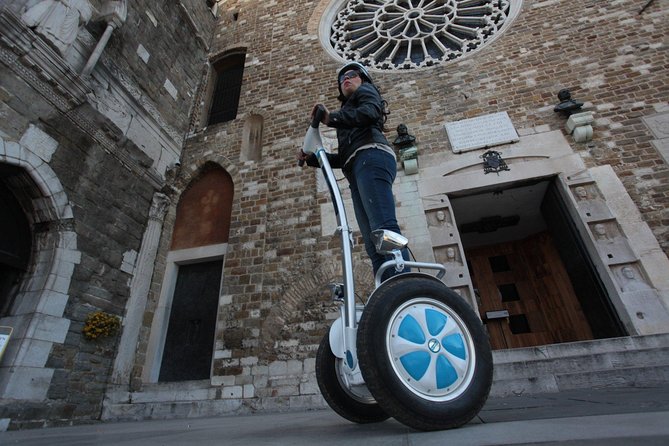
[{"xmin": 208, "ymin": 52, "xmax": 246, "ymax": 125}]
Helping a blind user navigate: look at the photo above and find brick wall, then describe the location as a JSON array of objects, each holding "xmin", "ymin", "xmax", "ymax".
[
  {"xmin": 143, "ymin": 0, "xmax": 668, "ymax": 410},
  {"xmin": 3, "ymin": 0, "xmax": 667, "ymax": 427}
]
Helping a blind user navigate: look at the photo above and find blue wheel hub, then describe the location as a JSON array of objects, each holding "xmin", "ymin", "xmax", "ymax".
[{"xmin": 387, "ymin": 298, "xmax": 475, "ymax": 401}]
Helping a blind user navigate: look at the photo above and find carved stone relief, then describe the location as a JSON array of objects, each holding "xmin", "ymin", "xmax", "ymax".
[
  {"xmin": 589, "ymin": 220, "xmax": 636, "ymax": 264},
  {"xmin": 425, "ymin": 207, "xmax": 457, "ymax": 247},
  {"xmin": 614, "ymin": 264, "xmax": 651, "ymax": 293},
  {"xmin": 570, "ymin": 182, "xmax": 613, "ymax": 221},
  {"xmin": 22, "ymin": 0, "xmax": 94, "ymax": 55}
]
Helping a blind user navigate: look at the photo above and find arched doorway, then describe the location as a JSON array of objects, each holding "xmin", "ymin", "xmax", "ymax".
[
  {"xmin": 0, "ymin": 164, "xmax": 31, "ymax": 316},
  {"xmin": 0, "ymin": 135, "xmax": 79, "ymax": 400},
  {"xmin": 146, "ymin": 164, "xmax": 234, "ymax": 382}
]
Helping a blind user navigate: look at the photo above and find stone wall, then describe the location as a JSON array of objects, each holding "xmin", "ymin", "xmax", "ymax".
[
  {"xmin": 0, "ymin": 0, "xmax": 215, "ymax": 428},
  {"xmin": 2, "ymin": 0, "xmax": 668, "ymax": 429},
  {"xmin": 129, "ymin": 0, "xmax": 668, "ymax": 418}
]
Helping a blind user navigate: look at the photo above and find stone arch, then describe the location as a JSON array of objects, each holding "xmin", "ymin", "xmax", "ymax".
[
  {"xmin": 143, "ymin": 156, "xmax": 238, "ymax": 382},
  {"xmin": 175, "ymin": 153, "xmax": 240, "ymax": 193},
  {"xmin": 0, "ymin": 133, "xmax": 80, "ymax": 400}
]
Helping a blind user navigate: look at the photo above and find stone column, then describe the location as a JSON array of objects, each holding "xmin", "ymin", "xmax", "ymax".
[
  {"xmin": 81, "ymin": 1, "xmax": 127, "ymax": 77},
  {"xmin": 109, "ymin": 192, "xmax": 170, "ymax": 386}
]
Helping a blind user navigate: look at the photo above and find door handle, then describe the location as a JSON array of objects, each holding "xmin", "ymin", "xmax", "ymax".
[{"xmin": 484, "ymin": 310, "xmax": 509, "ymax": 321}]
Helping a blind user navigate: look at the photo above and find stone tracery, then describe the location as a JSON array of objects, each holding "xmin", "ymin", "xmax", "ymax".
[{"xmin": 329, "ymin": 0, "xmax": 512, "ymax": 70}]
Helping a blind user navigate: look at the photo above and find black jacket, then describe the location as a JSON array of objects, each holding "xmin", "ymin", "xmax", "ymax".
[{"xmin": 308, "ymin": 83, "xmax": 390, "ymax": 169}]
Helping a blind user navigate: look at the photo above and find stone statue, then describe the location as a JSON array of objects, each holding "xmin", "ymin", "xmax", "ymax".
[
  {"xmin": 620, "ymin": 266, "xmax": 651, "ymax": 292},
  {"xmin": 22, "ymin": 0, "xmax": 94, "ymax": 55},
  {"xmin": 446, "ymin": 247, "xmax": 456, "ymax": 263},
  {"xmin": 393, "ymin": 124, "xmax": 416, "ymax": 148},
  {"xmin": 594, "ymin": 223, "xmax": 609, "ymax": 241},
  {"xmin": 575, "ymin": 186, "xmax": 588, "ymax": 200}
]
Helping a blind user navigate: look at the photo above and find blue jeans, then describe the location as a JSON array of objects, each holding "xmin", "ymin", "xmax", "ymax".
[{"xmin": 344, "ymin": 148, "xmax": 410, "ymax": 281}]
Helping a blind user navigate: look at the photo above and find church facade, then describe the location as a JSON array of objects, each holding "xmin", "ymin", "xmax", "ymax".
[{"xmin": 1, "ymin": 0, "xmax": 668, "ymax": 429}]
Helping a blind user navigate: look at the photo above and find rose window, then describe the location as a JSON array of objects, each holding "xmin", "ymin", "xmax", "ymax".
[{"xmin": 328, "ymin": 0, "xmax": 515, "ymax": 70}]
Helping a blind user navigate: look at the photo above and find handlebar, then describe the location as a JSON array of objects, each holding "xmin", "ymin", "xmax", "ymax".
[
  {"xmin": 299, "ymin": 105, "xmax": 326, "ymax": 166},
  {"xmin": 311, "ymin": 104, "xmax": 326, "ymax": 128}
]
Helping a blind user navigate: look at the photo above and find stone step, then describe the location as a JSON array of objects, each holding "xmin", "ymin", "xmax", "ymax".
[
  {"xmin": 490, "ymin": 364, "xmax": 669, "ymax": 398},
  {"xmin": 492, "ymin": 333, "xmax": 669, "ymax": 365},
  {"xmin": 489, "ymin": 334, "xmax": 669, "ymax": 397},
  {"xmin": 493, "ymin": 347, "xmax": 669, "ymax": 380}
]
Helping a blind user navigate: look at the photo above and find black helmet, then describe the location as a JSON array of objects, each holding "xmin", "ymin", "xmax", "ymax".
[{"xmin": 337, "ymin": 61, "xmax": 372, "ymax": 100}]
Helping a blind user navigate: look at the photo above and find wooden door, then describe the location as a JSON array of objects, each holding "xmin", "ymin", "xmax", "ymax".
[
  {"xmin": 467, "ymin": 232, "xmax": 593, "ymax": 350},
  {"xmin": 159, "ymin": 260, "xmax": 222, "ymax": 381}
]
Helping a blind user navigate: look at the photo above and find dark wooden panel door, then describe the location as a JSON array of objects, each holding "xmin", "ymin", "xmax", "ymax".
[
  {"xmin": 159, "ymin": 260, "xmax": 222, "ymax": 381},
  {"xmin": 467, "ymin": 232, "xmax": 593, "ymax": 350}
]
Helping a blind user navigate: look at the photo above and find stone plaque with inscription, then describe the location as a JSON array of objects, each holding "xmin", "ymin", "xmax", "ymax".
[{"xmin": 445, "ymin": 111, "xmax": 519, "ymax": 153}]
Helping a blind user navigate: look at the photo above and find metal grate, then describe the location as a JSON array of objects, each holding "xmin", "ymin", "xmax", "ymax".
[{"xmin": 208, "ymin": 54, "xmax": 245, "ymax": 125}]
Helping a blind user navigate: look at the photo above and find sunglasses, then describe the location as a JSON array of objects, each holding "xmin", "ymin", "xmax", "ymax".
[{"xmin": 339, "ymin": 70, "xmax": 360, "ymax": 84}]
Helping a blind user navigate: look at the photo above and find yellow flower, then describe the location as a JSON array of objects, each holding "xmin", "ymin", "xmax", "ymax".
[{"xmin": 83, "ymin": 311, "xmax": 120, "ymax": 340}]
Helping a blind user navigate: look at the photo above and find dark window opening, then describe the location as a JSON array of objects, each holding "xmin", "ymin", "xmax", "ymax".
[
  {"xmin": 498, "ymin": 283, "xmax": 520, "ymax": 302},
  {"xmin": 509, "ymin": 314, "xmax": 531, "ymax": 334},
  {"xmin": 489, "ymin": 255, "xmax": 511, "ymax": 272},
  {"xmin": 208, "ymin": 52, "xmax": 246, "ymax": 125}
]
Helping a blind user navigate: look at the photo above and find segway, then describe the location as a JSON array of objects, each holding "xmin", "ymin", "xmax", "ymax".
[{"xmin": 302, "ymin": 106, "xmax": 493, "ymax": 431}]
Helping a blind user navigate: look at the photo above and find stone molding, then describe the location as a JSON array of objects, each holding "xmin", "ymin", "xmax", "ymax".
[
  {"xmin": 419, "ymin": 129, "xmax": 669, "ymax": 336},
  {"xmin": 0, "ymin": 9, "xmax": 180, "ymax": 188},
  {"xmin": 0, "ymin": 134, "xmax": 81, "ymax": 401}
]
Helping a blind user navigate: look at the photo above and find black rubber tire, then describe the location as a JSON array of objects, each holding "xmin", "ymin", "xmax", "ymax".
[
  {"xmin": 357, "ymin": 275, "xmax": 493, "ymax": 431},
  {"xmin": 315, "ymin": 332, "xmax": 389, "ymax": 424}
]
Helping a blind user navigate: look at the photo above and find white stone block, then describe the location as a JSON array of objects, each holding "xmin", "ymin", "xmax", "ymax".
[
  {"xmin": 214, "ymin": 349, "xmax": 232, "ymax": 359},
  {"xmin": 286, "ymin": 359, "xmax": 303, "ymax": 375},
  {"xmin": 36, "ymin": 291, "xmax": 69, "ymax": 317},
  {"xmin": 55, "ymin": 247, "xmax": 82, "ymax": 264},
  {"xmin": 243, "ymin": 384, "xmax": 255, "ymax": 398},
  {"xmin": 304, "ymin": 357, "xmax": 315, "ymax": 372},
  {"xmin": 136, "ymin": 44, "xmax": 150, "ymax": 63},
  {"xmin": 268, "ymin": 360, "xmax": 287, "ymax": 376},
  {"xmin": 211, "ymin": 375, "xmax": 235, "ymax": 387},
  {"xmin": 14, "ymin": 338, "xmax": 52, "ymax": 367},
  {"xmin": 0, "ymin": 366, "xmax": 54, "ymax": 400},
  {"xmin": 403, "ymin": 158, "xmax": 419, "ymax": 174},
  {"xmin": 31, "ymin": 314, "xmax": 70, "ymax": 343},
  {"xmin": 60, "ymin": 231, "xmax": 79, "ymax": 250},
  {"xmin": 4, "ymin": 141, "xmax": 20, "ymax": 160},
  {"xmin": 44, "ymin": 272, "xmax": 72, "ymax": 295},
  {"xmin": 572, "ymin": 125, "xmax": 593, "ymax": 143},
  {"xmin": 121, "ymin": 250, "xmax": 137, "ymax": 274},
  {"xmin": 222, "ymin": 385, "xmax": 243, "ymax": 399},
  {"xmin": 566, "ymin": 112, "xmax": 594, "ymax": 134},
  {"xmin": 240, "ymin": 356, "xmax": 258, "ymax": 366},
  {"xmin": 163, "ymin": 78, "xmax": 178, "ymax": 101},
  {"xmin": 620, "ymin": 290, "xmax": 669, "ymax": 335},
  {"xmin": 19, "ymin": 124, "xmax": 59, "ymax": 162},
  {"xmin": 299, "ymin": 379, "xmax": 320, "ymax": 395}
]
